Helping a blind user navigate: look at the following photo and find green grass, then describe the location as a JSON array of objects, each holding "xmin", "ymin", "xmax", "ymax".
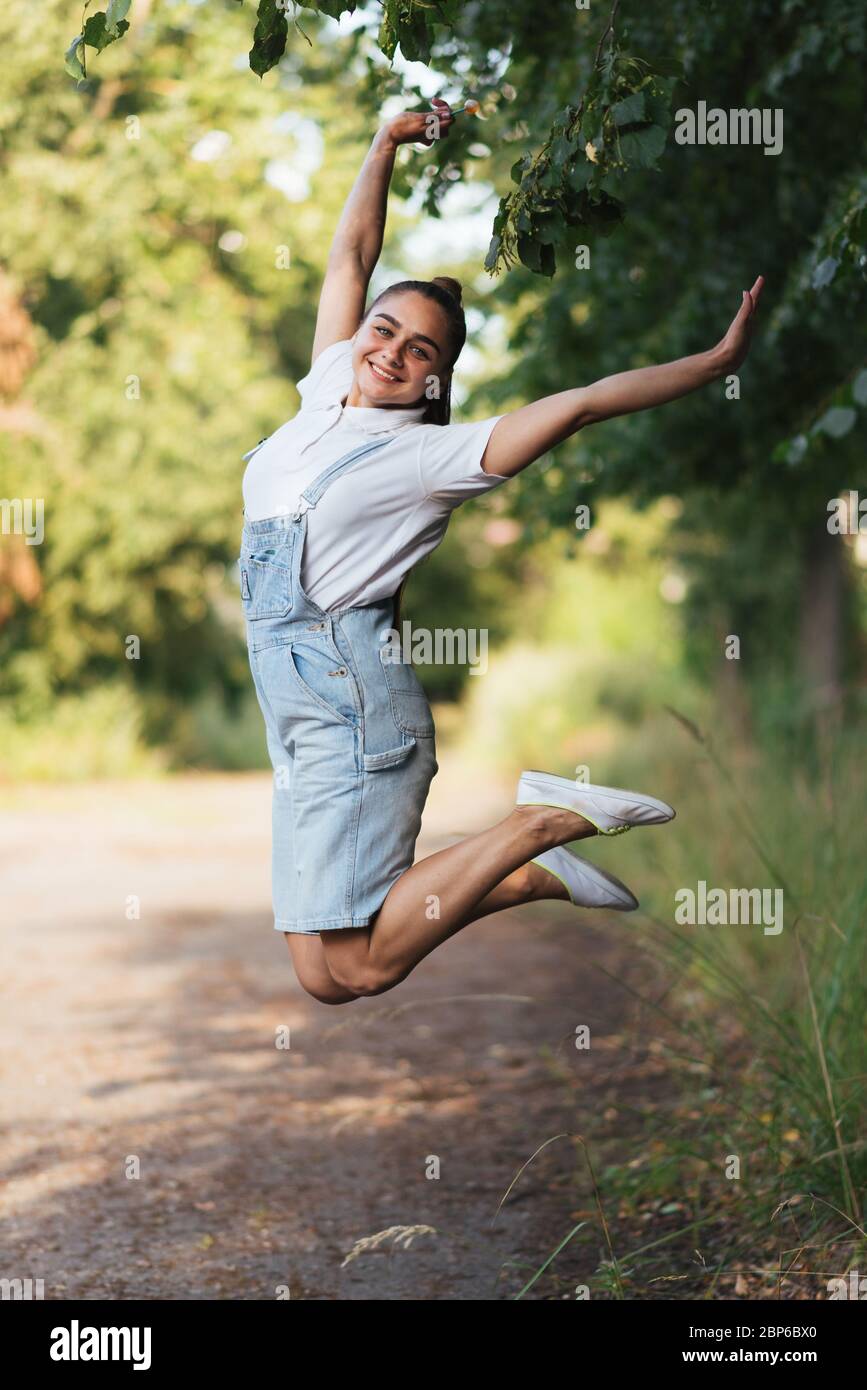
[{"xmin": 469, "ymin": 700, "xmax": 867, "ymax": 1298}]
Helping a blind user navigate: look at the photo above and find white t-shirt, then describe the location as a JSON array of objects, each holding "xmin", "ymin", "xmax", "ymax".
[{"xmin": 241, "ymin": 338, "xmax": 509, "ymax": 611}]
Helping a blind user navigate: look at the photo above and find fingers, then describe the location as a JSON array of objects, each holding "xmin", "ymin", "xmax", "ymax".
[
  {"xmin": 725, "ymin": 295, "xmax": 751, "ymax": 345},
  {"xmin": 720, "ymin": 276, "xmax": 763, "ymax": 367},
  {"xmin": 419, "ymin": 98, "xmax": 453, "ymax": 144},
  {"xmin": 414, "ymin": 100, "xmax": 453, "ymax": 148},
  {"xmin": 429, "ymin": 97, "xmax": 454, "ymax": 123},
  {"xmin": 736, "ymin": 276, "xmax": 763, "ymax": 322},
  {"xmin": 748, "ymin": 274, "xmax": 764, "ymax": 312}
]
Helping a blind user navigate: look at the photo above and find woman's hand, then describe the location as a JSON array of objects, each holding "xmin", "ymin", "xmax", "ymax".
[
  {"xmin": 379, "ymin": 97, "xmax": 454, "ymax": 150},
  {"xmin": 709, "ymin": 275, "xmax": 765, "ymax": 375}
]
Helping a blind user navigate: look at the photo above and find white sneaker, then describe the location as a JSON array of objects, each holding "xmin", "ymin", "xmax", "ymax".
[
  {"xmin": 517, "ymin": 768, "xmax": 675, "ymax": 836},
  {"xmin": 533, "ymin": 845, "xmax": 639, "ymax": 911}
]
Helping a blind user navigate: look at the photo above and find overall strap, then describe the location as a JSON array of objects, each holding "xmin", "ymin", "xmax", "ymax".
[{"xmin": 291, "ymin": 438, "xmax": 390, "ymax": 520}]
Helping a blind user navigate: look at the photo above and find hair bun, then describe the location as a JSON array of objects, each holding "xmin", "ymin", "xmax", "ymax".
[{"xmin": 431, "ymin": 275, "xmax": 463, "ymax": 305}]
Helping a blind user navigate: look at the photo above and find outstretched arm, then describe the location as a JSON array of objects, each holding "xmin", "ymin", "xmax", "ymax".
[
  {"xmin": 481, "ymin": 277, "xmax": 764, "ymax": 477},
  {"xmin": 311, "ymin": 99, "xmax": 454, "ymax": 364}
]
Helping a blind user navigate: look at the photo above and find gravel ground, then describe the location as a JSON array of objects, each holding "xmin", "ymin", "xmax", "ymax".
[{"xmin": 0, "ymin": 756, "xmax": 674, "ymax": 1301}]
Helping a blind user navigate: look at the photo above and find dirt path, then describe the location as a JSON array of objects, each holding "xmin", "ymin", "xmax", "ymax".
[{"xmin": 0, "ymin": 753, "xmax": 674, "ymax": 1300}]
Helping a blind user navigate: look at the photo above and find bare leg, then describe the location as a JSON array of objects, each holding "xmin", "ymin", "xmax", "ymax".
[
  {"xmin": 286, "ymin": 857, "xmax": 567, "ymax": 1004},
  {"xmin": 286, "ymin": 932, "xmax": 359, "ymax": 1005},
  {"xmin": 319, "ymin": 804, "xmax": 598, "ymax": 996},
  {"xmin": 460, "ymin": 857, "xmax": 571, "ymax": 916}
]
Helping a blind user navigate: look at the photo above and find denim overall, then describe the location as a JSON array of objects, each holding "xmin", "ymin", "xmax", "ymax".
[{"xmin": 239, "ymin": 437, "xmax": 439, "ymax": 933}]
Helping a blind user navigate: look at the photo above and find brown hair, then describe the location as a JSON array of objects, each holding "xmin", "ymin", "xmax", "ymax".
[{"xmin": 360, "ymin": 278, "xmax": 467, "ymax": 631}]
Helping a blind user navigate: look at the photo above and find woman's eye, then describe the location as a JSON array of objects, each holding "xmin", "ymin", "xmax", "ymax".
[{"xmin": 372, "ymin": 325, "xmax": 426, "ymax": 359}]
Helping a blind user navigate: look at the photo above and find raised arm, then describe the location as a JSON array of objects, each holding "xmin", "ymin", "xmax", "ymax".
[
  {"xmin": 311, "ymin": 98, "xmax": 454, "ymax": 365},
  {"xmin": 481, "ymin": 277, "xmax": 764, "ymax": 477}
]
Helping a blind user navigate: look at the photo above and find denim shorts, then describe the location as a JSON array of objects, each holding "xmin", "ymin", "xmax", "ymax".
[{"xmin": 238, "ymin": 440, "xmax": 439, "ymax": 933}]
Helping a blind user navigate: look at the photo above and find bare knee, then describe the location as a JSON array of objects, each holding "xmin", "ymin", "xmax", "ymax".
[
  {"xmin": 334, "ymin": 967, "xmax": 395, "ymax": 997},
  {"xmin": 293, "ymin": 958, "xmax": 392, "ymax": 1002},
  {"xmin": 286, "ymin": 931, "xmax": 360, "ymax": 1004},
  {"xmin": 324, "ymin": 956, "xmax": 396, "ymax": 998},
  {"xmin": 298, "ymin": 975, "xmax": 358, "ymax": 1006}
]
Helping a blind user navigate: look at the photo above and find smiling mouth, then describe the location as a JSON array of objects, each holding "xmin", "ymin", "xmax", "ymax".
[{"xmin": 367, "ymin": 359, "xmax": 402, "ymax": 383}]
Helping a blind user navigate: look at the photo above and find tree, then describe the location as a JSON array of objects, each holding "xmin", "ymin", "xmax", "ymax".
[
  {"xmin": 1, "ymin": 2, "xmax": 379, "ymax": 728},
  {"xmin": 9, "ymin": 0, "xmax": 866, "ymax": 756},
  {"xmin": 64, "ymin": 2, "xmax": 867, "ymax": 726},
  {"xmin": 2, "ymin": 0, "xmax": 526, "ymax": 747}
]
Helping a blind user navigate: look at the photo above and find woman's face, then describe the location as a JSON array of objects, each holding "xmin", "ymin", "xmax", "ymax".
[{"xmin": 351, "ymin": 292, "xmax": 451, "ymax": 409}]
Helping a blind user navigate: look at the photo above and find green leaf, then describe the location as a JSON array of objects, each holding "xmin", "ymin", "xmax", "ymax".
[
  {"xmin": 566, "ymin": 162, "xmax": 593, "ymax": 196},
  {"xmin": 852, "ymin": 369, "xmax": 867, "ymax": 406},
  {"xmin": 816, "ymin": 406, "xmax": 856, "ymax": 438},
  {"xmin": 550, "ymin": 132, "xmax": 576, "ymax": 168},
  {"xmin": 539, "ymin": 242, "xmax": 557, "ymax": 277},
  {"xmin": 484, "ymin": 234, "xmax": 502, "ymax": 272},
  {"xmin": 644, "ymin": 81, "xmax": 677, "ymax": 128},
  {"xmin": 379, "ymin": 19, "xmax": 397, "ymax": 60},
  {"xmin": 517, "ymin": 233, "xmax": 542, "ymax": 273},
  {"xmin": 583, "ymin": 106, "xmax": 604, "ymax": 145},
  {"xmin": 316, "ymin": 1, "xmax": 358, "ymax": 16},
  {"xmin": 250, "ymin": 0, "xmax": 288, "ymax": 77},
  {"xmin": 534, "ymin": 205, "xmax": 564, "ymax": 240},
  {"xmin": 379, "ymin": 0, "xmax": 400, "ymax": 61},
  {"xmin": 400, "ymin": 13, "xmax": 432, "ymax": 64},
  {"xmin": 812, "ymin": 256, "xmax": 838, "ymax": 290},
  {"xmin": 612, "ymin": 92, "xmax": 646, "ymax": 127},
  {"xmin": 598, "ymin": 168, "xmax": 626, "ymax": 196},
  {"xmin": 618, "ymin": 123, "xmax": 667, "ymax": 169},
  {"xmin": 583, "ymin": 191, "xmax": 625, "ymax": 236},
  {"xmin": 83, "ymin": 13, "xmax": 130, "ymax": 54},
  {"xmin": 64, "ymin": 33, "xmax": 87, "ymax": 81}
]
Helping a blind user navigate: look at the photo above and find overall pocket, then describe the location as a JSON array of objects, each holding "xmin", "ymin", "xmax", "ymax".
[
  {"xmin": 239, "ymin": 540, "xmax": 293, "ymax": 620},
  {"xmin": 378, "ymin": 646, "xmax": 435, "ymax": 738},
  {"xmin": 287, "ymin": 637, "xmax": 361, "ymax": 727}
]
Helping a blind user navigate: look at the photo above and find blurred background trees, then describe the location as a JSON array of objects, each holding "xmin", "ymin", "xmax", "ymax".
[{"xmin": 1, "ymin": 0, "xmax": 865, "ymax": 775}]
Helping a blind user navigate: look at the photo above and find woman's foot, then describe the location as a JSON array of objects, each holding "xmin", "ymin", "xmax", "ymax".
[
  {"xmin": 513, "ymin": 801, "xmax": 599, "ymax": 851},
  {"xmin": 508, "ymin": 840, "xmax": 639, "ymax": 910},
  {"xmin": 532, "ymin": 845, "xmax": 639, "ymax": 911},
  {"xmin": 509, "ymin": 856, "xmax": 572, "ymax": 902}
]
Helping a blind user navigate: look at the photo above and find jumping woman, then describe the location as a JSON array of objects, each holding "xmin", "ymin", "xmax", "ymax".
[{"xmin": 239, "ymin": 98, "xmax": 763, "ymax": 1006}]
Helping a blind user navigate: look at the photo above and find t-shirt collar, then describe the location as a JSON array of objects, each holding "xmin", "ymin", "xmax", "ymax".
[
  {"xmin": 296, "ymin": 396, "xmax": 426, "ymax": 456},
  {"xmin": 339, "ymin": 399, "xmax": 427, "ymax": 433}
]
